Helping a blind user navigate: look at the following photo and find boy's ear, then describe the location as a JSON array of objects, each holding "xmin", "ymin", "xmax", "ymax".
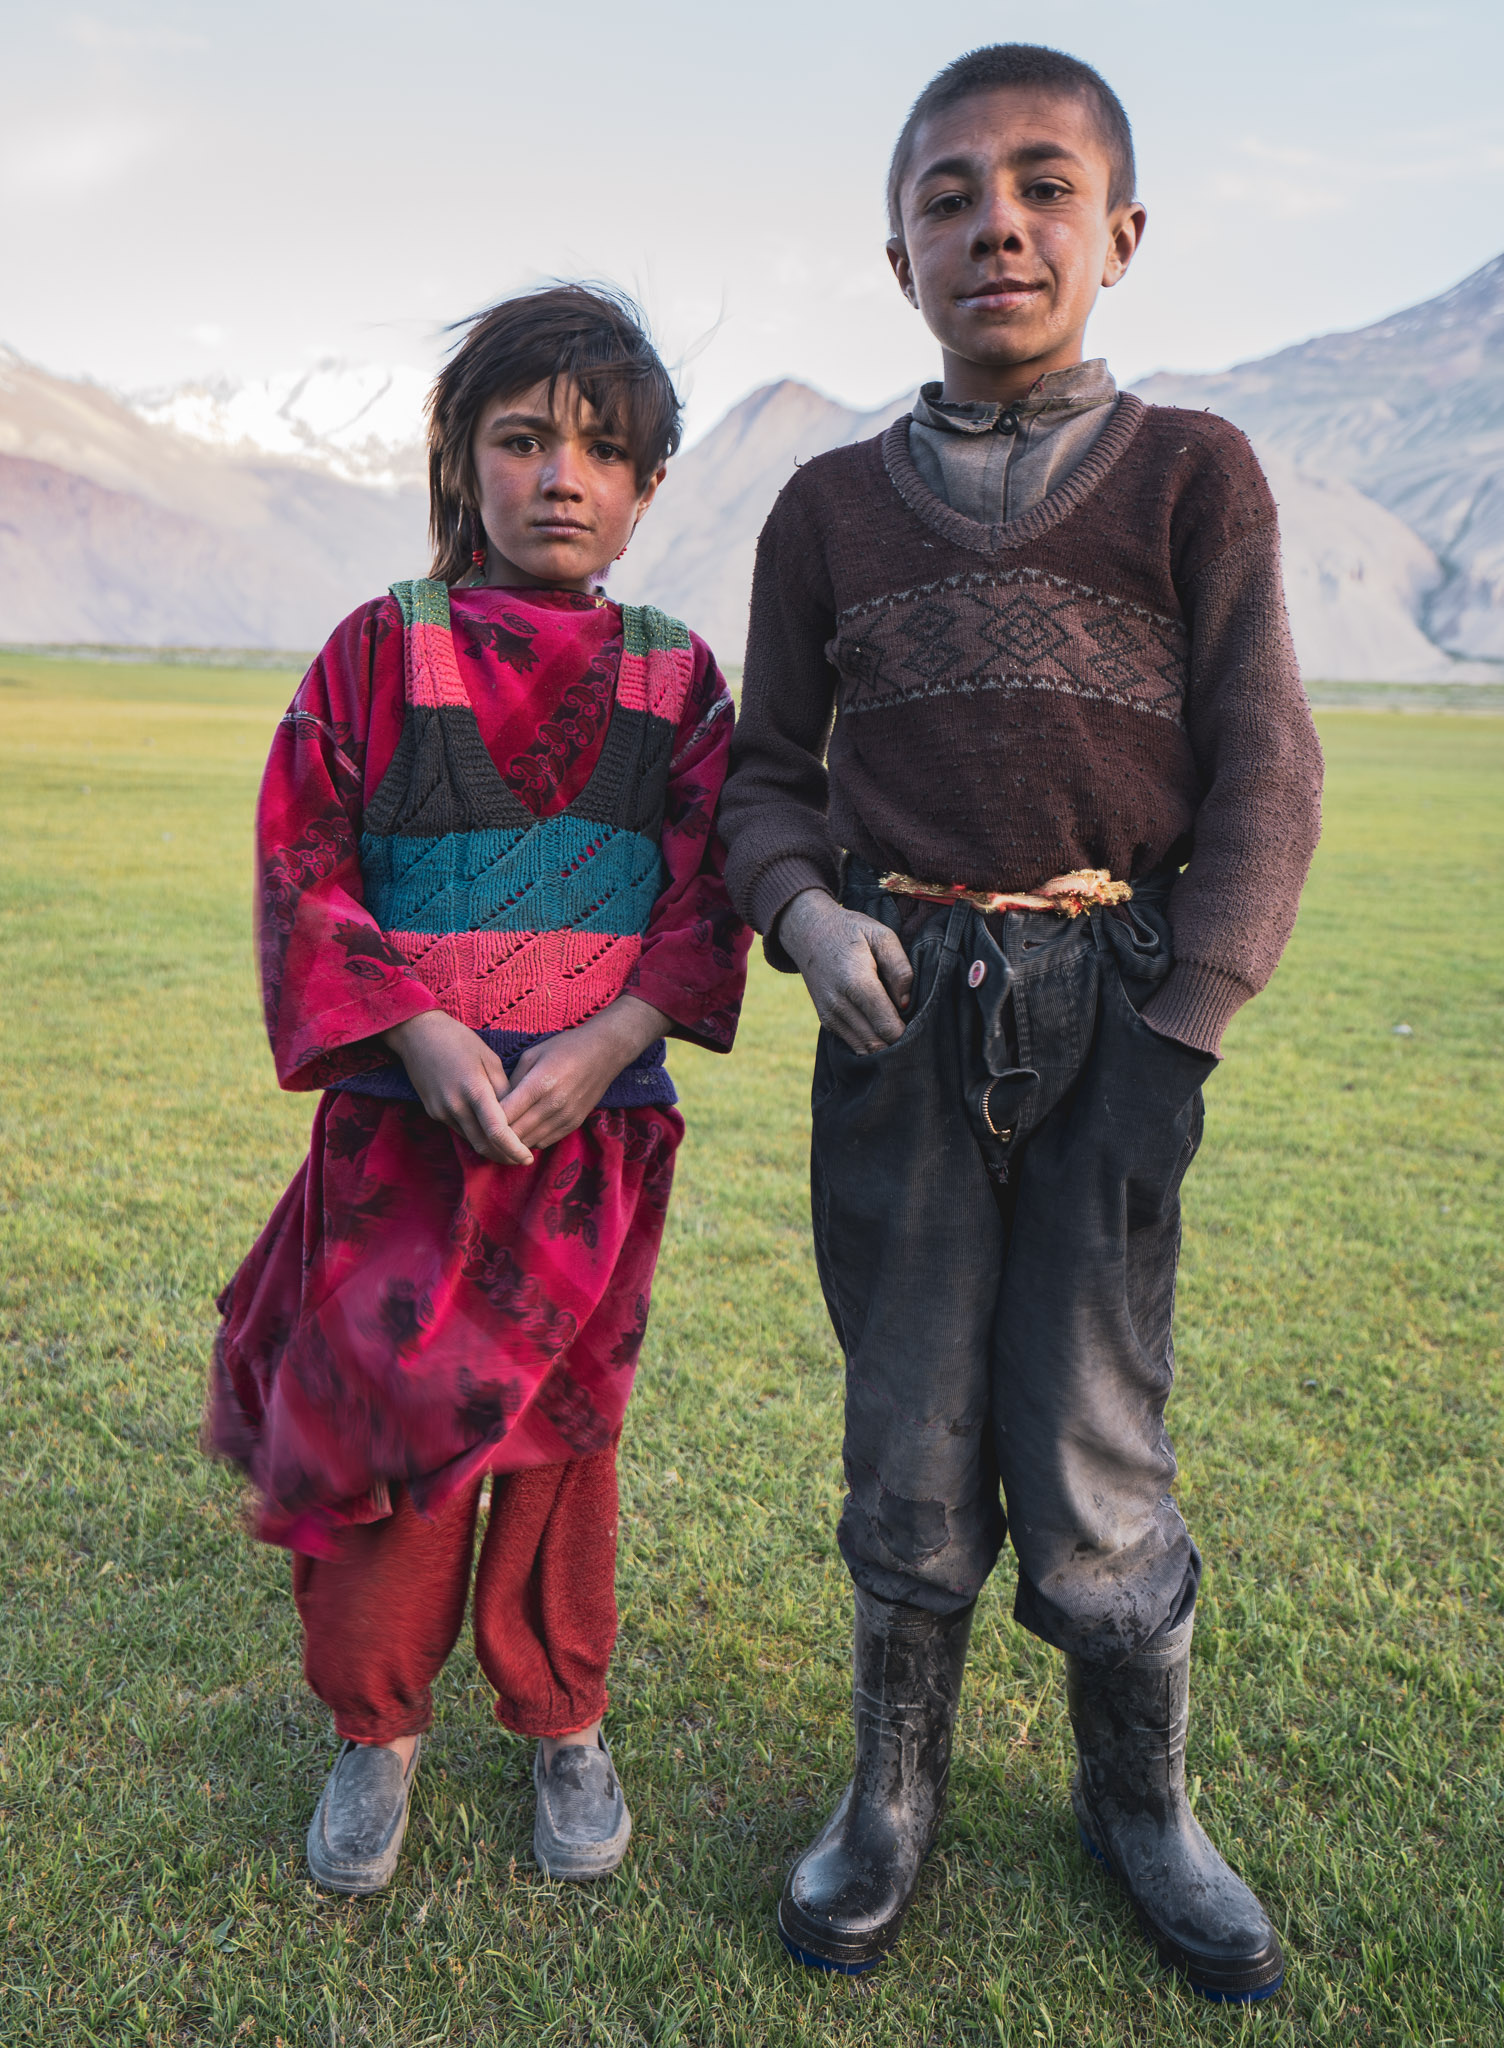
[
  {"xmin": 636, "ymin": 464, "xmax": 668, "ymax": 513},
  {"xmin": 887, "ymin": 237, "xmax": 919, "ymax": 308},
  {"xmin": 1102, "ymin": 201, "xmax": 1148, "ymax": 289}
]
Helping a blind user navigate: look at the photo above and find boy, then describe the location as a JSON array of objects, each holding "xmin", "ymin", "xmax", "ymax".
[{"xmin": 719, "ymin": 44, "xmax": 1320, "ymax": 2001}]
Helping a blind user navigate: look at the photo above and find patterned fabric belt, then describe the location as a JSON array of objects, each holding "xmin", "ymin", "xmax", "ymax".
[
  {"xmin": 328, "ymin": 1029, "xmax": 677, "ymax": 1110},
  {"xmin": 879, "ymin": 867, "xmax": 1133, "ymax": 919}
]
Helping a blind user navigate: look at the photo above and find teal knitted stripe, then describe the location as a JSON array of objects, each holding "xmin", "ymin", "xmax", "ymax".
[{"xmin": 360, "ymin": 816, "xmax": 665, "ymax": 936}]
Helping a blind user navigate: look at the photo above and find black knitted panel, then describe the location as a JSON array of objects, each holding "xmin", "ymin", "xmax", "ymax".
[
  {"xmin": 364, "ymin": 708, "xmax": 536, "ymax": 838},
  {"xmin": 570, "ymin": 706, "xmax": 676, "ymax": 838}
]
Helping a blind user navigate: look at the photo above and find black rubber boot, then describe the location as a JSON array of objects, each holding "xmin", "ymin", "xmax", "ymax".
[
  {"xmin": 779, "ymin": 1589, "xmax": 974, "ymax": 1973},
  {"xmin": 1067, "ymin": 1618, "xmax": 1285, "ymax": 2002}
]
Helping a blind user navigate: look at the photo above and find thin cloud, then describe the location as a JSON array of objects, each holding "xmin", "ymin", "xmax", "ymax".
[
  {"xmin": 63, "ymin": 15, "xmax": 209, "ymax": 52},
  {"xmin": 0, "ymin": 120, "xmax": 163, "ymax": 197},
  {"xmin": 1213, "ymin": 130, "xmax": 1504, "ymax": 219}
]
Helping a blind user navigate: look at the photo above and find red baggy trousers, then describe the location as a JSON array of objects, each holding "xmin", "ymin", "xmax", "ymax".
[{"xmin": 292, "ymin": 1445, "xmax": 619, "ymax": 1744}]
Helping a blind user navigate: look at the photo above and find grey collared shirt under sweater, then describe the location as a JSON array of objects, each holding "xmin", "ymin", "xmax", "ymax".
[{"xmin": 907, "ymin": 358, "xmax": 1118, "ymax": 523}]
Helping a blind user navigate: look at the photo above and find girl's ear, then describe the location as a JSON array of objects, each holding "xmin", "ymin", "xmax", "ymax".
[{"xmin": 636, "ymin": 464, "xmax": 668, "ymax": 515}]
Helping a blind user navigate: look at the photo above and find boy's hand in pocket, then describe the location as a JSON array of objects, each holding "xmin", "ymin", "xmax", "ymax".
[{"xmin": 777, "ymin": 888, "xmax": 912, "ymax": 1054}]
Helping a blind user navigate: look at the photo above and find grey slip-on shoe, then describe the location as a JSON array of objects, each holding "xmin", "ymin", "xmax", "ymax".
[
  {"xmin": 306, "ymin": 1735, "xmax": 422, "ymax": 1896},
  {"xmin": 533, "ymin": 1734, "xmax": 632, "ymax": 1879}
]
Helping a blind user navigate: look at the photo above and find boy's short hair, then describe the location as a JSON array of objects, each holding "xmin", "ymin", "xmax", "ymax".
[
  {"xmin": 427, "ymin": 283, "xmax": 682, "ymax": 583},
  {"xmin": 887, "ymin": 44, "xmax": 1137, "ymax": 237}
]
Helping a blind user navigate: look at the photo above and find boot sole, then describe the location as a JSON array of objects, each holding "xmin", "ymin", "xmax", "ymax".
[
  {"xmin": 777, "ymin": 1898, "xmax": 891, "ymax": 1974},
  {"xmin": 776, "ymin": 1837, "xmax": 941, "ymax": 1975},
  {"xmin": 1077, "ymin": 1827, "xmax": 1285, "ymax": 2003}
]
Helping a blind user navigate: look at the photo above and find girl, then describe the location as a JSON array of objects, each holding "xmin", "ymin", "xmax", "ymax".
[{"xmin": 207, "ymin": 286, "xmax": 749, "ymax": 1895}]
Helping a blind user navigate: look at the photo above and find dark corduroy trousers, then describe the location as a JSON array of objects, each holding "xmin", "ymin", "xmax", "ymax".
[
  {"xmin": 293, "ymin": 1444, "xmax": 619, "ymax": 1743},
  {"xmin": 813, "ymin": 862, "xmax": 1214, "ymax": 1664}
]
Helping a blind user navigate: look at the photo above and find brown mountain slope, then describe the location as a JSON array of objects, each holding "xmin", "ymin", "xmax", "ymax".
[{"xmin": 1135, "ymin": 252, "xmax": 1504, "ymax": 658}]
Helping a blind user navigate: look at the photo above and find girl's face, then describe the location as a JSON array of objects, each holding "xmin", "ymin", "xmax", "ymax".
[{"xmin": 469, "ymin": 378, "xmax": 664, "ymax": 591}]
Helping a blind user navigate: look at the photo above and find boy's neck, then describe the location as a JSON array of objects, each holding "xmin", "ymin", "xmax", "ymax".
[{"xmin": 937, "ymin": 337, "xmax": 1088, "ymax": 408}]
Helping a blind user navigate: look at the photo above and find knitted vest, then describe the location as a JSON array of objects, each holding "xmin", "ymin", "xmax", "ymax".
[{"xmin": 345, "ymin": 579, "xmax": 694, "ymax": 1108}]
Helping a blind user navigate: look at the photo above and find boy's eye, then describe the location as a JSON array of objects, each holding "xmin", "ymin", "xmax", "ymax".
[
  {"xmin": 928, "ymin": 192, "xmax": 969, "ymax": 218},
  {"xmin": 503, "ymin": 434, "xmax": 541, "ymax": 455},
  {"xmin": 590, "ymin": 441, "xmax": 628, "ymax": 463},
  {"xmin": 1025, "ymin": 180, "xmax": 1071, "ymax": 202}
]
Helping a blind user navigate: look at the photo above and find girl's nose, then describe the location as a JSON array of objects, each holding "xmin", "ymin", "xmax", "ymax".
[{"xmin": 542, "ymin": 451, "xmax": 587, "ymax": 498}]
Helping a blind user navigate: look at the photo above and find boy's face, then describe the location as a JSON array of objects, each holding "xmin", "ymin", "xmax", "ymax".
[{"xmin": 888, "ymin": 85, "xmax": 1145, "ymax": 402}]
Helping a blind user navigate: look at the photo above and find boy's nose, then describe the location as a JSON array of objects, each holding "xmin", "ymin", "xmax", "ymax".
[{"xmin": 970, "ymin": 191, "xmax": 1026, "ymax": 257}]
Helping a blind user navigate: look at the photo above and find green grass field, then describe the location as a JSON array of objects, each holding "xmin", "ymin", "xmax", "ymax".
[{"xmin": 1, "ymin": 650, "xmax": 1500, "ymax": 2047}]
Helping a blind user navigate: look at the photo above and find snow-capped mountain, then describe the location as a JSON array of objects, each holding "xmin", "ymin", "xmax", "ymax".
[
  {"xmin": 0, "ymin": 347, "xmax": 428, "ymax": 647},
  {"xmin": 130, "ymin": 360, "xmax": 430, "ymax": 488}
]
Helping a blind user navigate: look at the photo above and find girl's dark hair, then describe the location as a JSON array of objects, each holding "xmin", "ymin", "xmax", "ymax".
[
  {"xmin": 887, "ymin": 44, "xmax": 1136, "ymax": 236},
  {"xmin": 426, "ymin": 283, "xmax": 683, "ymax": 584}
]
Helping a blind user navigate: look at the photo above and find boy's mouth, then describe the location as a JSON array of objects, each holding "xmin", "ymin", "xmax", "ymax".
[{"xmin": 956, "ymin": 278, "xmax": 1045, "ymax": 310}]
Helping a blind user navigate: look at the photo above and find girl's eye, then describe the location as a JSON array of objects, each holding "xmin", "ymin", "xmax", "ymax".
[
  {"xmin": 503, "ymin": 434, "xmax": 541, "ymax": 455},
  {"xmin": 591, "ymin": 442, "xmax": 628, "ymax": 463}
]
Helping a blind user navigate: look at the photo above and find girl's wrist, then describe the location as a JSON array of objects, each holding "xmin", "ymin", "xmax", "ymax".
[
  {"xmin": 577, "ymin": 994, "xmax": 672, "ymax": 1066},
  {"xmin": 381, "ymin": 1007, "xmax": 444, "ymax": 1053}
]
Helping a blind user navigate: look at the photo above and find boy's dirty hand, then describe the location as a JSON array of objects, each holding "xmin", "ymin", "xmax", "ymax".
[
  {"xmin": 778, "ymin": 888, "xmax": 913, "ymax": 1055},
  {"xmin": 382, "ymin": 1010, "xmax": 534, "ymax": 1167},
  {"xmin": 504, "ymin": 994, "xmax": 674, "ymax": 1151}
]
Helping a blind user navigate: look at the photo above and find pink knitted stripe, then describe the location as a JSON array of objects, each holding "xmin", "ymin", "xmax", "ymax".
[
  {"xmin": 615, "ymin": 643, "xmax": 695, "ymax": 722},
  {"xmin": 386, "ymin": 927, "xmax": 642, "ymax": 1031},
  {"xmin": 405, "ymin": 618, "xmax": 471, "ymax": 710}
]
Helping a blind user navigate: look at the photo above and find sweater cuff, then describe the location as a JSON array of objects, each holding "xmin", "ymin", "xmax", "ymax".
[
  {"xmin": 749, "ymin": 854, "xmax": 839, "ymax": 973},
  {"xmin": 1140, "ymin": 962, "xmax": 1253, "ymax": 1058}
]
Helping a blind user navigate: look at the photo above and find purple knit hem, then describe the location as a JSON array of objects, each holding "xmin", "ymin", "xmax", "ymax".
[{"xmin": 328, "ymin": 1029, "xmax": 677, "ymax": 1110}]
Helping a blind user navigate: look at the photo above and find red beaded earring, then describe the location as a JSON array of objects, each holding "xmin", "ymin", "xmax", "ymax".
[{"xmin": 468, "ymin": 510, "xmax": 486, "ymax": 572}]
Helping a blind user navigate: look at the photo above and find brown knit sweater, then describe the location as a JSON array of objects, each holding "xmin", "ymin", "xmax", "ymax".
[{"xmin": 719, "ymin": 396, "xmax": 1323, "ymax": 1055}]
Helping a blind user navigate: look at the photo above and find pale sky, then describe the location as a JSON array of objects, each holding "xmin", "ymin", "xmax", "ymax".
[{"xmin": 3, "ymin": 0, "xmax": 1502, "ymax": 439}]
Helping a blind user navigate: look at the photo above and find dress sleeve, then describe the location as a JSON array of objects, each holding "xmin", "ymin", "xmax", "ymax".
[
  {"xmin": 256, "ymin": 603, "xmax": 438, "ymax": 1090},
  {"xmin": 625, "ymin": 637, "xmax": 753, "ymax": 1054}
]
